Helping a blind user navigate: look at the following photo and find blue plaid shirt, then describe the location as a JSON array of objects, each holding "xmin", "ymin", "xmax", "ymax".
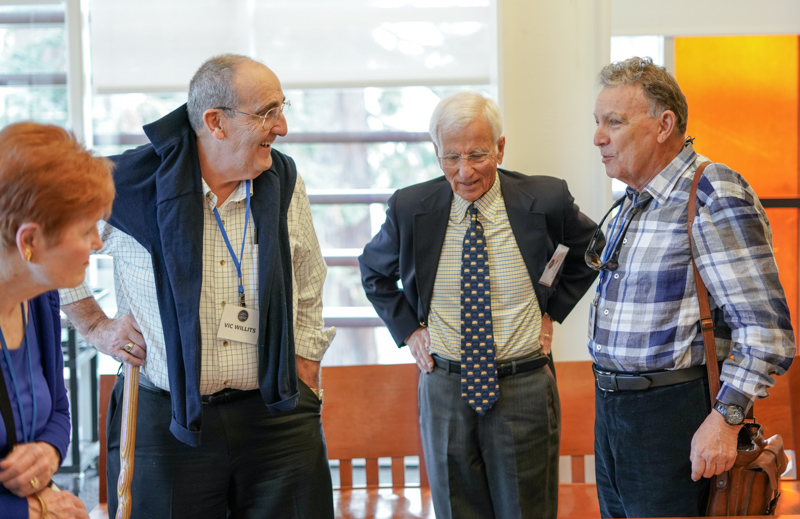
[{"xmin": 588, "ymin": 143, "xmax": 795, "ymax": 410}]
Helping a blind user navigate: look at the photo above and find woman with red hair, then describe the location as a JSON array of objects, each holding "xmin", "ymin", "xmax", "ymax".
[{"xmin": 0, "ymin": 122, "xmax": 115, "ymax": 519}]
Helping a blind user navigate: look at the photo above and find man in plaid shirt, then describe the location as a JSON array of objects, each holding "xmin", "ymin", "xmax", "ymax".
[{"xmin": 589, "ymin": 56, "xmax": 795, "ymax": 517}]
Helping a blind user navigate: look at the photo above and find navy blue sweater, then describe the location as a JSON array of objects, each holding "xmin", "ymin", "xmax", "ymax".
[{"xmin": 108, "ymin": 104, "xmax": 299, "ymax": 446}]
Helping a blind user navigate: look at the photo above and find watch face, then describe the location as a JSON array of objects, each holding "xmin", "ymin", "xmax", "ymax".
[
  {"xmin": 727, "ymin": 407, "xmax": 745, "ymax": 425},
  {"xmin": 716, "ymin": 402, "xmax": 745, "ymax": 425}
]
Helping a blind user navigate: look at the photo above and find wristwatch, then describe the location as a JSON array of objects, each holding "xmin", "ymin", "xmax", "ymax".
[{"xmin": 713, "ymin": 401, "xmax": 745, "ymax": 426}]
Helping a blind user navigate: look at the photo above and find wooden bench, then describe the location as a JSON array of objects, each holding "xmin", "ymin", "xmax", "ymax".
[
  {"xmin": 323, "ymin": 363, "xmax": 432, "ymax": 519},
  {"xmin": 320, "ymin": 362, "xmax": 603, "ymax": 518},
  {"xmin": 556, "ymin": 361, "xmax": 601, "ymax": 518},
  {"xmin": 323, "ymin": 361, "xmax": 800, "ymax": 519},
  {"xmin": 555, "ymin": 360, "xmax": 800, "ymax": 519},
  {"xmin": 91, "ymin": 361, "xmax": 799, "ymax": 519}
]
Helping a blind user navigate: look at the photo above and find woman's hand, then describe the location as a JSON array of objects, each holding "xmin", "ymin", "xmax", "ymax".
[
  {"xmin": 0, "ymin": 442, "xmax": 60, "ymax": 497},
  {"xmin": 27, "ymin": 486, "xmax": 89, "ymax": 519}
]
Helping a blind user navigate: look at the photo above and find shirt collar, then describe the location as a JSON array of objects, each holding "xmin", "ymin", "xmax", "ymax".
[
  {"xmin": 640, "ymin": 142, "xmax": 698, "ymax": 206},
  {"xmin": 450, "ymin": 170, "xmax": 502, "ymax": 224},
  {"xmin": 201, "ymin": 179, "xmax": 252, "ymax": 210}
]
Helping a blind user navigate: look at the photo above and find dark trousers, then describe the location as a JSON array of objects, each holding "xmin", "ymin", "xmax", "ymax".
[
  {"xmin": 106, "ymin": 375, "xmax": 333, "ymax": 519},
  {"xmin": 594, "ymin": 377, "xmax": 711, "ymax": 518},
  {"xmin": 419, "ymin": 363, "xmax": 560, "ymax": 519}
]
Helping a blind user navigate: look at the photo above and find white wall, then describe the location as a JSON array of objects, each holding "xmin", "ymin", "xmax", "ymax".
[
  {"xmin": 497, "ymin": 0, "xmax": 612, "ymax": 361},
  {"xmin": 495, "ymin": 0, "xmax": 800, "ymax": 361},
  {"xmin": 612, "ymin": 0, "xmax": 800, "ymax": 36}
]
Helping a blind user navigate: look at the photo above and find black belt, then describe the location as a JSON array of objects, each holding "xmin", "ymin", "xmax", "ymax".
[
  {"xmin": 432, "ymin": 355, "xmax": 549, "ymax": 378},
  {"xmin": 201, "ymin": 388, "xmax": 259, "ymax": 405},
  {"xmin": 592, "ymin": 363, "xmax": 707, "ymax": 392},
  {"xmin": 138, "ymin": 375, "xmax": 259, "ymax": 405}
]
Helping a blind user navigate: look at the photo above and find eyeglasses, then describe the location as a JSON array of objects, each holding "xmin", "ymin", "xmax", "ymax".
[
  {"xmin": 215, "ymin": 99, "xmax": 291, "ymax": 130},
  {"xmin": 584, "ymin": 196, "xmax": 648, "ymax": 271},
  {"xmin": 438, "ymin": 151, "xmax": 493, "ymax": 169}
]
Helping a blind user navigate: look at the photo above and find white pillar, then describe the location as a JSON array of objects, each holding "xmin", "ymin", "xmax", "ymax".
[
  {"xmin": 496, "ymin": 0, "xmax": 612, "ymax": 361},
  {"xmin": 65, "ymin": 0, "xmax": 93, "ymax": 145}
]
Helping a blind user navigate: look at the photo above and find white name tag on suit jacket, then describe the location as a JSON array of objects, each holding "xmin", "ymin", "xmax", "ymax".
[{"xmin": 539, "ymin": 244, "xmax": 570, "ymax": 287}]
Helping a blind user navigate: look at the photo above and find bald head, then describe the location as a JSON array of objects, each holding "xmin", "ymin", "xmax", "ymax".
[{"xmin": 187, "ymin": 54, "xmax": 273, "ymax": 132}]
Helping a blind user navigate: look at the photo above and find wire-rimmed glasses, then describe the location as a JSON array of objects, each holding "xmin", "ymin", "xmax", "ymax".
[
  {"xmin": 438, "ymin": 151, "xmax": 494, "ymax": 170},
  {"xmin": 214, "ymin": 99, "xmax": 291, "ymax": 130},
  {"xmin": 584, "ymin": 195, "xmax": 648, "ymax": 271}
]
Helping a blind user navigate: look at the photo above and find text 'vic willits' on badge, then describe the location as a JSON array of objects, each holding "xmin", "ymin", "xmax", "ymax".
[{"xmin": 218, "ymin": 304, "xmax": 260, "ymax": 344}]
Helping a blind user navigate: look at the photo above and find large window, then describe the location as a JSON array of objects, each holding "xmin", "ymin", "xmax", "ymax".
[
  {"xmin": 0, "ymin": 3, "xmax": 67, "ymax": 126},
  {"xmin": 89, "ymin": 83, "xmax": 492, "ymax": 366},
  {"xmin": 82, "ymin": 0, "xmax": 497, "ymax": 366}
]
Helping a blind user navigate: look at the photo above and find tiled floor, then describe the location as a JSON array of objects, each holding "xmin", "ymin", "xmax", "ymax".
[
  {"xmin": 53, "ymin": 466, "xmax": 100, "ymax": 513},
  {"xmin": 53, "ymin": 460, "xmax": 406, "ymax": 515}
]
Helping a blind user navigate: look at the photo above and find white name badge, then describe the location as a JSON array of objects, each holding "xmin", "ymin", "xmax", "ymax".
[
  {"xmin": 539, "ymin": 244, "xmax": 570, "ymax": 287},
  {"xmin": 217, "ymin": 305, "xmax": 260, "ymax": 344}
]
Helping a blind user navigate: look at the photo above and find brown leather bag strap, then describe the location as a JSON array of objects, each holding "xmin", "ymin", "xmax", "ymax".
[{"xmin": 687, "ymin": 161, "xmax": 719, "ymax": 407}]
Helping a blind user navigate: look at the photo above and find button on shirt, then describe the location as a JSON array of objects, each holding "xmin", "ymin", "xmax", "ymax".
[
  {"xmin": 62, "ymin": 174, "xmax": 335, "ymax": 395},
  {"xmin": 428, "ymin": 172, "xmax": 543, "ymax": 361},
  {"xmin": 588, "ymin": 144, "xmax": 795, "ymax": 408}
]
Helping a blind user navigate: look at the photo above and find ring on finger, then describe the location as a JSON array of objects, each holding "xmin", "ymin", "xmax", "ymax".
[
  {"xmin": 30, "ymin": 476, "xmax": 40, "ymax": 489},
  {"xmin": 123, "ymin": 342, "xmax": 134, "ymax": 353}
]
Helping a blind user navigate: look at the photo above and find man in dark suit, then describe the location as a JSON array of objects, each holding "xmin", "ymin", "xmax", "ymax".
[{"xmin": 359, "ymin": 91, "xmax": 601, "ymax": 519}]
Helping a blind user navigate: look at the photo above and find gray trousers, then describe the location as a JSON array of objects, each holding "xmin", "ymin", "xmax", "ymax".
[{"xmin": 419, "ymin": 363, "xmax": 561, "ymax": 519}]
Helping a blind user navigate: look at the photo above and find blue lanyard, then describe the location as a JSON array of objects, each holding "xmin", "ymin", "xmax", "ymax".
[
  {"xmin": 212, "ymin": 180, "xmax": 251, "ymax": 308},
  {"xmin": 0, "ymin": 302, "xmax": 37, "ymax": 443}
]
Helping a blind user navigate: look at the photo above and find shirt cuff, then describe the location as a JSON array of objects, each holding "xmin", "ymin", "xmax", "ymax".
[
  {"xmin": 717, "ymin": 384, "xmax": 754, "ymax": 414},
  {"xmin": 58, "ymin": 282, "xmax": 94, "ymax": 305},
  {"xmin": 294, "ymin": 326, "xmax": 337, "ymax": 361}
]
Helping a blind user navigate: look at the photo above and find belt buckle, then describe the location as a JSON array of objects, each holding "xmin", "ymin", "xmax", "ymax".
[
  {"xmin": 495, "ymin": 360, "xmax": 515, "ymax": 378},
  {"xmin": 595, "ymin": 369, "xmax": 618, "ymax": 392},
  {"xmin": 203, "ymin": 388, "xmax": 232, "ymax": 405}
]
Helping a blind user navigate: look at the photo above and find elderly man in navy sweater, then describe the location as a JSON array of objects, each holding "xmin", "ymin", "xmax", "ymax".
[{"xmin": 61, "ymin": 54, "xmax": 335, "ymax": 518}]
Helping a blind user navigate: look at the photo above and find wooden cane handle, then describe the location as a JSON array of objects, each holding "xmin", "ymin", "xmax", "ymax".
[{"xmin": 115, "ymin": 364, "xmax": 139, "ymax": 519}]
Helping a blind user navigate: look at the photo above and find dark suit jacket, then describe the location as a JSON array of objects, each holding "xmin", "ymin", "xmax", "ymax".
[{"xmin": 359, "ymin": 169, "xmax": 602, "ymax": 347}]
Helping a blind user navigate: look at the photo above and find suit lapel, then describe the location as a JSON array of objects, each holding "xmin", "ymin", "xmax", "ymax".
[
  {"xmin": 500, "ymin": 171, "xmax": 549, "ymax": 290},
  {"xmin": 413, "ymin": 182, "xmax": 453, "ymax": 320}
]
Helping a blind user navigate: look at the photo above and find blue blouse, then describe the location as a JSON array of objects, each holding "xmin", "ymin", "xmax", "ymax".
[
  {"xmin": 0, "ymin": 292, "xmax": 71, "ymax": 518},
  {"xmin": 0, "ymin": 310, "xmax": 53, "ymax": 450}
]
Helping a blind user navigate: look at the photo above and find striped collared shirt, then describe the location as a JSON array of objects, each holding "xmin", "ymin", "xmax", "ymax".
[
  {"xmin": 62, "ymin": 174, "xmax": 335, "ymax": 394},
  {"xmin": 588, "ymin": 144, "xmax": 795, "ymax": 408},
  {"xmin": 428, "ymin": 172, "xmax": 543, "ymax": 362}
]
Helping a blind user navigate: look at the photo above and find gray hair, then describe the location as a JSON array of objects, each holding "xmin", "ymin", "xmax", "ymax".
[
  {"xmin": 428, "ymin": 91, "xmax": 504, "ymax": 150},
  {"xmin": 598, "ymin": 56, "xmax": 688, "ymax": 135},
  {"xmin": 187, "ymin": 54, "xmax": 254, "ymax": 132}
]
